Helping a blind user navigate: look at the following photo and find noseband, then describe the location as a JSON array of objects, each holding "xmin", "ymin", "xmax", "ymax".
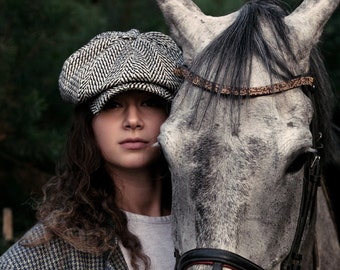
[
  {"xmin": 174, "ymin": 67, "xmax": 322, "ymax": 270},
  {"xmin": 175, "ymin": 248, "xmax": 264, "ymax": 270}
]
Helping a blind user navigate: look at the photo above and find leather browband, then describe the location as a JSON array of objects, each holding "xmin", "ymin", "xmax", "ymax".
[{"xmin": 174, "ymin": 67, "xmax": 315, "ymax": 97}]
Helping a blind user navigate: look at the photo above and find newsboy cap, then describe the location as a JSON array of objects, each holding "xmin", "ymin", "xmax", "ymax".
[{"xmin": 59, "ymin": 29, "xmax": 184, "ymax": 114}]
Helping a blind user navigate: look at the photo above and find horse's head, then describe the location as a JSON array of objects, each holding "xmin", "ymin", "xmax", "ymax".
[{"xmin": 156, "ymin": 0, "xmax": 339, "ymax": 269}]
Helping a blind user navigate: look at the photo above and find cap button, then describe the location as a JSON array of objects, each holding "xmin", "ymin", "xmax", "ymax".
[{"xmin": 121, "ymin": 29, "xmax": 139, "ymax": 40}]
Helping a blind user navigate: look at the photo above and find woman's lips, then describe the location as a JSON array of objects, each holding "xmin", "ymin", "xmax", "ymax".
[{"xmin": 120, "ymin": 138, "xmax": 149, "ymax": 150}]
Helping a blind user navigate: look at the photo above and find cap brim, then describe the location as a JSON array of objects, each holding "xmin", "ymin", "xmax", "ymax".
[{"xmin": 89, "ymin": 82, "xmax": 174, "ymax": 114}]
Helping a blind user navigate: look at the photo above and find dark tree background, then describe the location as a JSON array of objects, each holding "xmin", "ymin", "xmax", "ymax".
[{"xmin": 1, "ymin": 0, "xmax": 339, "ymax": 253}]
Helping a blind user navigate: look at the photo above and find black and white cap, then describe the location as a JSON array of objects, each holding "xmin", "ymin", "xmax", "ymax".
[{"xmin": 59, "ymin": 29, "xmax": 184, "ymax": 114}]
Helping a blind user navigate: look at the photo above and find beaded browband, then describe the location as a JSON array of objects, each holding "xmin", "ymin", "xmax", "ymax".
[{"xmin": 174, "ymin": 67, "xmax": 314, "ymax": 96}]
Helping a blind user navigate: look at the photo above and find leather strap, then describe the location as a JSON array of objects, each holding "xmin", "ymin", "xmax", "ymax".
[
  {"xmin": 176, "ymin": 248, "xmax": 264, "ymax": 270},
  {"xmin": 175, "ymin": 67, "xmax": 314, "ymax": 97},
  {"xmin": 281, "ymin": 86, "xmax": 322, "ymax": 270}
]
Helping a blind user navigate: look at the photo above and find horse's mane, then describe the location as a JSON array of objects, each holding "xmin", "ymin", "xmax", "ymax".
[{"xmin": 183, "ymin": 0, "xmax": 338, "ymax": 166}]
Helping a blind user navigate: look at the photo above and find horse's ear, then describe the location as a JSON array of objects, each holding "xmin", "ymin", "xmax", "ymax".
[
  {"xmin": 285, "ymin": 0, "xmax": 339, "ymax": 56},
  {"xmin": 155, "ymin": 0, "xmax": 237, "ymax": 64}
]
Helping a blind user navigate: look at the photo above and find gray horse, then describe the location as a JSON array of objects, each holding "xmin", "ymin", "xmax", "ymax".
[{"xmin": 155, "ymin": 0, "xmax": 340, "ymax": 269}]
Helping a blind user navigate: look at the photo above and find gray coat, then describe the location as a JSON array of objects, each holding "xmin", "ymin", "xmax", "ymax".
[{"xmin": 0, "ymin": 224, "xmax": 128, "ymax": 270}]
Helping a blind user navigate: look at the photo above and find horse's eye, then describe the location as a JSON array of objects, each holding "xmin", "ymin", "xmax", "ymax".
[{"xmin": 286, "ymin": 152, "xmax": 309, "ymax": 174}]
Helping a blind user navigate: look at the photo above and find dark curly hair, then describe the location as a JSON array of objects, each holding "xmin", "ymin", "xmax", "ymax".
[{"xmin": 28, "ymin": 103, "xmax": 171, "ymax": 270}]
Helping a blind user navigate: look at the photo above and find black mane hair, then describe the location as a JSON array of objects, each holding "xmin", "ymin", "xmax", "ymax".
[{"xmin": 184, "ymin": 0, "xmax": 338, "ymax": 166}]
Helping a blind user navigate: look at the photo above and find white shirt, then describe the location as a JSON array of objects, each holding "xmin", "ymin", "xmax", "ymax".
[{"xmin": 120, "ymin": 211, "xmax": 175, "ymax": 270}]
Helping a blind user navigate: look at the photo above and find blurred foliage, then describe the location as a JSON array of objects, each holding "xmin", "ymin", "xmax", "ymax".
[
  {"xmin": 0, "ymin": 0, "xmax": 339, "ymax": 253},
  {"xmin": 0, "ymin": 0, "xmax": 112, "ymax": 253},
  {"xmin": 0, "ymin": 0, "xmax": 109, "ymax": 171}
]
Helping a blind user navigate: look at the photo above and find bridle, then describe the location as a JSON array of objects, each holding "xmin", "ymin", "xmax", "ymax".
[
  {"xmin": 175, "ymin": 248, "xmax": 265, "ymax": 270},
  {"xmin": 173, "ymin": 67, "xmax": 322, "ymax": 270}
]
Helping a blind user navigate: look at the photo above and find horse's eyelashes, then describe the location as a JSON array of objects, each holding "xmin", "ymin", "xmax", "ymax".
[{"xmin": 286, "ymin": 152, "xmax": 309, "ymax": 174}]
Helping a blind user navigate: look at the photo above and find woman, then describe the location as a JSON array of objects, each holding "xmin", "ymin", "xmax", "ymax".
[{"xmin": 0, "ymin": 29, "xmax": 184, "ymax": 270}]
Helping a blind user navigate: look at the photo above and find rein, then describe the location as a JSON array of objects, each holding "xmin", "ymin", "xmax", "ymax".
[{"xmin": 174, "ymin": 67, "xmax": 322, "ymax": 270}]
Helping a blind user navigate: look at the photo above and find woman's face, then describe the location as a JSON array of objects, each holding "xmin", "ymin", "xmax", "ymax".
[{"xmin": 92, "ymin": 91, "xmax": 168, "ymax": 173}]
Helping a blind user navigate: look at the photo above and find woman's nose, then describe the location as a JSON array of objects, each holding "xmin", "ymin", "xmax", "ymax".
[{"xmin": 123, "ymin": 105, "xmax": 143, "ymax": 129}]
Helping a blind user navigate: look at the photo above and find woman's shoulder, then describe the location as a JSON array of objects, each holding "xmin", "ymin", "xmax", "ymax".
[{"xmin": 0, "ymin": 223, "xmax": 125, "ymax": 270}]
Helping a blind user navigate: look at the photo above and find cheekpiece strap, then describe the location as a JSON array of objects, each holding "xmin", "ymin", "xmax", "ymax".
[{"xmin": 175, "ymin": 67, "xmax": 314, "ymax": 97}]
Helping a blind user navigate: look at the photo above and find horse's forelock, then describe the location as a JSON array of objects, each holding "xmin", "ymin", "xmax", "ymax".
[
  {"xmin": 190, "ymin": 0, "xmax": 293, "ymax": 90},
  {"xmin": 181, "ymin": 1, "xmax": 295, "ymax": 134}
]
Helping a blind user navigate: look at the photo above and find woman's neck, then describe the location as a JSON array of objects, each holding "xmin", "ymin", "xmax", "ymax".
[{"xmin": 107, "ymin": 167, "xmax": 166, "ymax": 216}]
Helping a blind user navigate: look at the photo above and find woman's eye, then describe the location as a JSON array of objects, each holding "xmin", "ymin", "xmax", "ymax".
[
  {"xmin": 142, "ymin": 98, "xmax": 166, "ymax": 108},
  {"xmin": 103, "ymin": 100, "xmax": 121, "ymax": 110}
]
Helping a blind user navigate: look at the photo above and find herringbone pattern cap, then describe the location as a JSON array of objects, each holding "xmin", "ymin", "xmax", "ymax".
[{"xmin": 59, "ymin": 29, "xmax": 184, "ymax": 114}]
